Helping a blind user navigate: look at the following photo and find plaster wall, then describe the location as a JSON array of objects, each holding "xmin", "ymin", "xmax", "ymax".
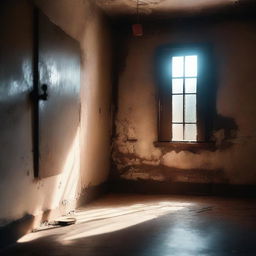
[
  {"xmin": 0, "ymin": 0, "xmax": 113, "ymax": 227},
  {"xmin": 113, "ymin": 19, "xmax": 256, "ymax": 186}
]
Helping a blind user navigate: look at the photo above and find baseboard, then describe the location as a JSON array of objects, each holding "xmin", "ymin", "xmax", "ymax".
[{"xmin": 110, "ymin": 179, "xmax": 256, "ymax": 197}]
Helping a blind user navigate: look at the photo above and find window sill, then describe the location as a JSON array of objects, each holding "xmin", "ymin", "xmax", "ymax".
[{"xmin": 154, "ymin": 141, "xmax": 216, "ymax": 152}]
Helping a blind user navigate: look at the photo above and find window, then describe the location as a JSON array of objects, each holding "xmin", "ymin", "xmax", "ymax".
[
  {"xmin": 172, "ymin": 55, "xmax": 198, "ymax": 141},
  {"xmin": 156, "ymin": 45, "xmax": 215, "ymax": 144}
]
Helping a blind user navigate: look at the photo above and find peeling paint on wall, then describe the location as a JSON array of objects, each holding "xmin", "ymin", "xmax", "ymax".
[{"xmin": 112, "ymin": 19, "xmax": 256, "ymax": 187}]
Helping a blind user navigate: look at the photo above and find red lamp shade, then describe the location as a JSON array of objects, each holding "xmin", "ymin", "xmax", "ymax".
[{"xmin": 132, "ymin": 23, "xmax": 143, "ymax": 36}]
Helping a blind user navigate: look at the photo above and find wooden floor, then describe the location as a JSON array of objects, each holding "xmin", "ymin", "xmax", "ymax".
[{"xmin": 2, "ymin": 194, "xmax": 256, "ymax": 256}]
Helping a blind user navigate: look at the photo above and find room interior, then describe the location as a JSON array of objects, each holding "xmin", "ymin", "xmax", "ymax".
[{"xmin": 1, "ymin": 0, "xmax": 256, "ymax": 255}]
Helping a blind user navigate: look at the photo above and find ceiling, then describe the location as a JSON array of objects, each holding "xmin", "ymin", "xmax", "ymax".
[{"xmin": 95, "ymin": 0, "xmax": 252, "ymax": 17}]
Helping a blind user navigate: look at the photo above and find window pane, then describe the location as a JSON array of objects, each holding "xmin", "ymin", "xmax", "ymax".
[
  {"xmin": 172, "ymin": 79, "xmax": 183, "ymax": 94},
  {"xmin": 172, "ymin": 95, "xmax": 183, "ymax": 122},
  {"xmin": 185, "ymin": 55, "xmax": 197, "ymax": 77},
  {"xmin": 185, "ymin": 78, "xmax": 197, "ymax": 93},
  {"xmin": 172, "ymin": 124, "xmax": 183, "ymax": 141},
  {"xmin": 185, "ymin": 95, "xmax": 196, "ymax": 122},
  {"xmin": 184, "ymin": 124, "xmax": 197, "ymax": 141},
  {"xmin": 172, "ymin": 56, "xmax": 184, "ymax": 77}
]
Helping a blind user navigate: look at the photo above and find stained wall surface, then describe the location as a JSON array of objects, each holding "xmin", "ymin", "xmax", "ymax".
[
  {"xmin": 113, "ymin": 19, "xmax": 256, "ymax": 188},
  {"xmin": 0, "ymin": 0, "xmax": 113, "ymax": 227}
]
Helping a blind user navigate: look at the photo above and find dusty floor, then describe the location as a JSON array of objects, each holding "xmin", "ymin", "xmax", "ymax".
[{"xmin": 2, "ymin": 194, "xmax": 256, "ymax": 256}]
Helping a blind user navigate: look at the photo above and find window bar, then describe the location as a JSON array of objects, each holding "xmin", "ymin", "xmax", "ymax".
[
  {"xmin": 173, "ymin": 122, "xmax": 197, "ymax": 124},
  {"xmin": 182, "ymin": 56, "xmax": 185, "ymax": 141},
  {"xmin": 172, "ymin": 76, "xmax": 197, "ymax": 79},
  {"xmin": 172, "ymin": 92, "xmax": 197, "ymax": 95}
]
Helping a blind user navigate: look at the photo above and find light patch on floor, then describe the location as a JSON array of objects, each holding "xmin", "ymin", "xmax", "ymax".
[{"xmin": 18, "ymin": 197, "xmax": 191, "ymax": 243}]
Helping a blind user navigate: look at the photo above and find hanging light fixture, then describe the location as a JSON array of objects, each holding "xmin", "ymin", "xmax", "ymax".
[{"xmin": 132, "ymin": 0, "xmax": 143, "ymax": 36}]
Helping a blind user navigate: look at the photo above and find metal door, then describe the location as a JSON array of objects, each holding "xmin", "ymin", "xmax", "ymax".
[{"xmin": 34, "ymin": 10, "xmax": 80, "ymax": 178}]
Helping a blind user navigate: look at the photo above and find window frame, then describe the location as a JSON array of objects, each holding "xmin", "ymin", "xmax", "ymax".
[{"xmin": 155, "ymin": 43, "xmax": 216, "ymax": 144}]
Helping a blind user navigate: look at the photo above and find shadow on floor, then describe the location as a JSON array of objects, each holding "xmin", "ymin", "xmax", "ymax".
[{"xmin": 0, "ymin": 214, "xmax": 34, "ymax": 250}]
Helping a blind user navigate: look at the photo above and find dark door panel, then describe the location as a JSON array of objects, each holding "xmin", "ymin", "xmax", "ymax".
[{"xmin": 37, "ymin": 11, "xmax": 80, "ymax": 178}]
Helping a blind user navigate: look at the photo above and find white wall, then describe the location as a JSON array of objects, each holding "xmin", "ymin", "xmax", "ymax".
[{"xmin": 0, "ymin": 0, "xmax": 113, "ymax": 227}]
